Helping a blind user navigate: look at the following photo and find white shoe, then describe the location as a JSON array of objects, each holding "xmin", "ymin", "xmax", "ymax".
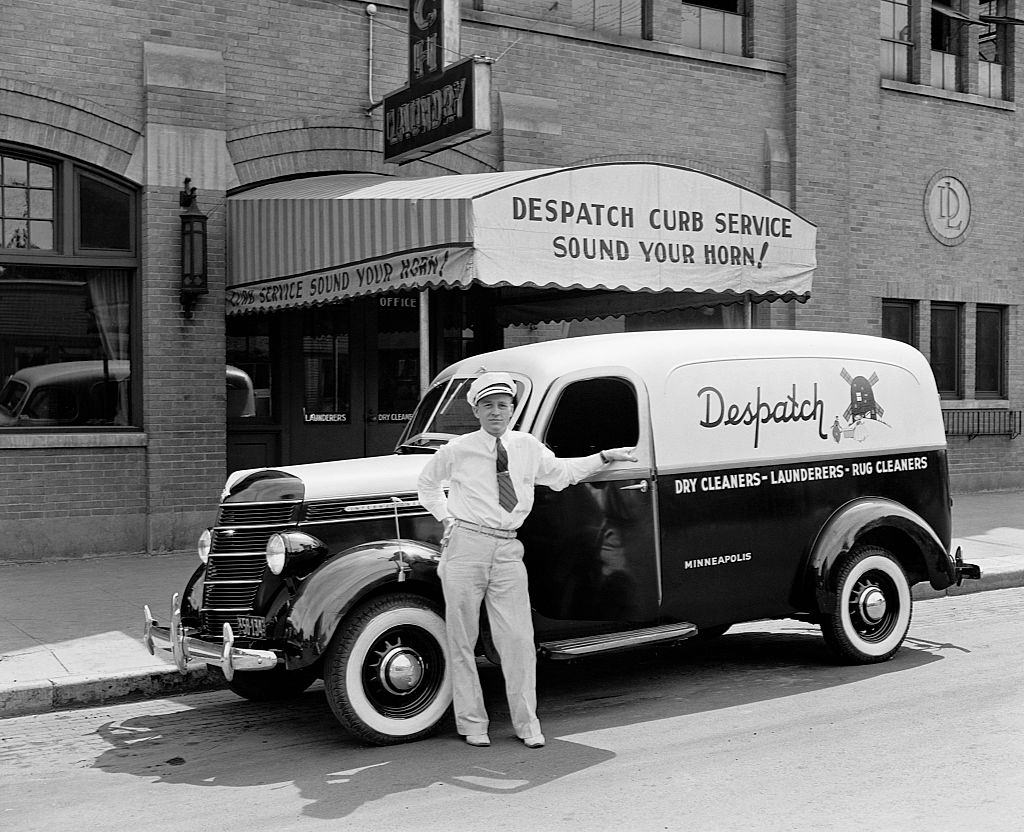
[
  {"xmin": 522, "ymin": 734, "xmax": 545, "ymax": 749},
  {"xmin": 465, "ymin": 733, "xmax": 490, "ymax": 747}
]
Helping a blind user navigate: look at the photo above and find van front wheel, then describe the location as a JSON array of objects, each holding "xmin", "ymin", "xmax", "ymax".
[
  {"xmin": 821, "ymin": 546, "xmax": 912, "ymax": 664},
  {"xmin": 324, "ymin": 594, "xmax": 451, "ymax": 745}
]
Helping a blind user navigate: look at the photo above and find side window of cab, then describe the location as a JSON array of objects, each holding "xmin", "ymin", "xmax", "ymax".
[{"xmin": 543, "ymin": 377, "xmax": 640, "ymax": 457}]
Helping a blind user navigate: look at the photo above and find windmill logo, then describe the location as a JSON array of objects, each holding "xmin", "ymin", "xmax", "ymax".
[{"xmin": 831, "ymin": 368, "xmax": 890, "ymax": 443}]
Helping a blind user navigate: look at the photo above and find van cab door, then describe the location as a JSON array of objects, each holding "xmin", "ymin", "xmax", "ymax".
[{"xmin": 516, "ymin": 369, "xmax": 660, "ymax": 623}]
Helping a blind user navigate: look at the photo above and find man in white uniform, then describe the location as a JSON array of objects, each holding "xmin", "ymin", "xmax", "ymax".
[{"xmin": 417, "ymin": 372, "xmax": 636, "ymax": 749}]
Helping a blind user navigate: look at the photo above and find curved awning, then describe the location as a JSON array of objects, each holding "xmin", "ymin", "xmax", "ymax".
[{"xmin": 226, "ymin": 162, "xmax": 817, "ymax": 314}]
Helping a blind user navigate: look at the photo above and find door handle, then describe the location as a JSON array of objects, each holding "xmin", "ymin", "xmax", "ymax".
[
  {"xmin": 619, "ymin": 481, "xmax": 648, "ymax": 493},
  {"xmin": 365, "ymin": 410, "xmax": 378, "ymax": 423}
]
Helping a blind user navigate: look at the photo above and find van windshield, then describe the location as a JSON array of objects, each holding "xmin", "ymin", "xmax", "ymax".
[
  {"xmin": 397, "ymin": 378, "xmax": 476, "ymax": 452},
  {"xmin": 0, "ymin": 379, "xmax": 27, "ymax": 417},
  {"xmin": 396, "ymin": 376, "xmax": 529, "ymax": 453}
]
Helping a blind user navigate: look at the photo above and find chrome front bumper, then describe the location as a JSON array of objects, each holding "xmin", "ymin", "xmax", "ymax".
[{"xmin": 143, "ymin": 592, "xmax": 280, "ymax": 681}]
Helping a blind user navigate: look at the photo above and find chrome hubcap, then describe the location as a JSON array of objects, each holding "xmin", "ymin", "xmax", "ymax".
[
  {"xmin": 378, "ymin": 646, "xmax": 424, "ymax": 694},
  {"xmin": 859, "ymin": 586, "xmax": 887, "ymax": 623}
]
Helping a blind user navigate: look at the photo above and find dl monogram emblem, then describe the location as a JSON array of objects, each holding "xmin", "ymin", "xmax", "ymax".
[{"xmin": 924, "ymin": 171, "xmax": 971, "ymax": 246}]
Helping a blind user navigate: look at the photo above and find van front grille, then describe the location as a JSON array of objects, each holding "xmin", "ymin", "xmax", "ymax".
[
  {"xmin": 207, "ymin": 554, "xmax": 266, "ymax": 581},
  {"xmin": 211, "ymin": 527, "xmax": 276, "ymax": 553},
  {"xmin": 202, "ymin": 498, "xmax": 294, "ymax": 634}
]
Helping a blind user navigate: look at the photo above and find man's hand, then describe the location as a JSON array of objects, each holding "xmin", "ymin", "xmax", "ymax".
[
  {"xmin": 441, "ymin": 516, "xmax": 455, "ymax": 545},
  {"xmin": 601, "ymin": 447, "xmax": 638, "ymax": 463}
]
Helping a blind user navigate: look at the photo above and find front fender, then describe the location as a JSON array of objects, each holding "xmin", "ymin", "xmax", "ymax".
[
  {"xmin": 809, "ymin": 497, "xmax": 952, "ymax": 612},
  {"xmin": 287, "ymin": 539, "xmax": 442, "ymax": 655},
  {"xmin": 180, "ymin": 563, "xmax": 206, "ymax": 625}
]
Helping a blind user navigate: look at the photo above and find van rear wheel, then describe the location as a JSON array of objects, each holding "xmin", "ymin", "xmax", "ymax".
[{"xmin": 821, "ymin": 545, "xmax": 912, "ymax": 664}]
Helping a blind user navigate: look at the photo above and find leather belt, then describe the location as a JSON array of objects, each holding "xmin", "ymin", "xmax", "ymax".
[{"xmin": 452, "ymin": 519, "xmax": 517, "ymax": 539}]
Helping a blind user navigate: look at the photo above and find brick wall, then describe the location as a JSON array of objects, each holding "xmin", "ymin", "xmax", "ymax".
[{"xmin": 0, "ymin": 443, "xmax": 148, "ymax": 559}]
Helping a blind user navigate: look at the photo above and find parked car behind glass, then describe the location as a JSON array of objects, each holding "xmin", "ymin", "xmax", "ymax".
[{"xmin": 0, "ymin": 360, "xmax": 255, "ymax": 427}]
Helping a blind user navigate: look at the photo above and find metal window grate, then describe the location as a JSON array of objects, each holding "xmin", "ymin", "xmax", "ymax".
[{"xmin": 942, "ymin": 409, "xmax": 1022, "ymax": 440}]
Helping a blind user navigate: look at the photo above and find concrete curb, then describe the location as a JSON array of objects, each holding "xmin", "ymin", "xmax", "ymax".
[
  {"xmin": 0, "ymin": 665, "xmax": 224, "ymax": 720},
  {"xmin": 912, "ymin": 565, "xmax": 1024, "ymax": 600},
  {"xmin": 2, "ymin": 569, "xmax": 1020, "ymax": 721}
]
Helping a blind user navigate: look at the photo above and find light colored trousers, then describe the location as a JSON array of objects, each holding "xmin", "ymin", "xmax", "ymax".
[{"xmin": 439, "ymin": 525, "xmax": 541, "ymax": 739}]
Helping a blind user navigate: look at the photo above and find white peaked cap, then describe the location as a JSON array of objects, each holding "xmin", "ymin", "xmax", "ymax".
[{"xmin": 467, "ymin": 372, "xmax": 516, "ymax": 406}]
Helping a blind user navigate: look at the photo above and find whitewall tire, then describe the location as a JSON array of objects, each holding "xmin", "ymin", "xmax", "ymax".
[
  {"xmin": 821, "ymin": 546, "xmax": 912, "ymax": 664},
  {"xmin": 324, "ymin": 594, "xmax": 451, "ymax": 745}
]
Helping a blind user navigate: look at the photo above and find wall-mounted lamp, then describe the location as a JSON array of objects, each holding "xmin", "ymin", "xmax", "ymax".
[{"xmin": 179, "ymin": 177, "xmax": 208, "ymax": 319}]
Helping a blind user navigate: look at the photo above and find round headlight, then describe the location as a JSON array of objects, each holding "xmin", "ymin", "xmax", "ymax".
[
  {"xmin": 266, "ymin": 533, "xmax": 287, "ymax": 575},
  {"xmin": 198, "ymin": 528, "xmax": 212, "ymax": 563}
]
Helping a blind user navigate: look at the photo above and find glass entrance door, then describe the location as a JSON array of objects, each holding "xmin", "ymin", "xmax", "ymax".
[
  {"xmin": 364, "ymin": 292, "xmax": 421, "ymax": 457},
  {"xmin": 288, "ymin": 294, "xmax": 421, "ymax": 462}
]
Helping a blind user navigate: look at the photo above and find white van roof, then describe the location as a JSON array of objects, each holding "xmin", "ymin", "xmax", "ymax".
[
  {"xmin": 440, "ymin": 329, "xmax": 931, "ymax": 389},
  {"xmin": 440, "ymin": 329, "xmax": 945, "ymax": 469}
]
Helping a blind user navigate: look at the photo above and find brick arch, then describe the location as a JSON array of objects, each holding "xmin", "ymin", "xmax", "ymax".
[
  {"xmin": 567, "ymin": 153, "xmax": 762, "ymax": 194},
  {"xmin": 226, "ymin": 118, "xmax": 498, "ymax": 186},
  {"xmin": 0, "ymin": 79, "xmax": 141, "ymax": 177}
]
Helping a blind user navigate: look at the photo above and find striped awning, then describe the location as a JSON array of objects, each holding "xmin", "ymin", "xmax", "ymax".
[{"xmin": 226, "ymin": 162, "xmax": 817, "ymax": 314}]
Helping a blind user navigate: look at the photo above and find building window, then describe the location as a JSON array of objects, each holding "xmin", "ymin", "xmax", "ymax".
[
  {"xmin": 975, "ymin": 304, "xmax": 1006, "ymax": 397},
  {"xmin": 978, "ymin": 1, "xmax": 1007, "ymax": 99},
  {"xmin": 78, "ymin": 173, "xmax": 134, "ymax": 251},
  {"xmin": 882, "ymin": 299, "xmax": 918, "ymax": 346},
  {"xmin": 576, "ymin": 0, "xmax": 649, "ymax": 38},
  {"xmin": 930, "ymin": 302, "xmax": 962, "ymax": 398},
  {"xmin": 0, "ymin": 146, "xmax": 138, "ymax": 429},
  {"xmin": 931, "ymin": 2, "xmax": 964, "ymax": 91},
  {"xmin": 681, "ymin": 0, "xmax": 744, "ymax": 55},
  {"xmin": 1, "ymin": 153, "xmax": 56, "ymax": 251},
  {"xmin": 881, "ymin": 0, "xmax": 912, "ymax": 81}
]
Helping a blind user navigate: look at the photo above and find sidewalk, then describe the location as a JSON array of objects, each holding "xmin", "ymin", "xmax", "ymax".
[{"xmin": 2, "ymin": 490, "xmax": 1022, "ymax": 719}]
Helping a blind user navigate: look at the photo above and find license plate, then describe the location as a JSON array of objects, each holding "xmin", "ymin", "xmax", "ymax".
[{"xmin": 236, "ymin": 615, "xmax": 266, "ymax": 639}]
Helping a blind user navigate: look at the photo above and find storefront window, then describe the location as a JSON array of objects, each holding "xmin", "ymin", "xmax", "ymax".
[
  {"xmin": 302, "ymin": 307, "xmax": 351, "ymax": 422},
  {"xmin": 0, "ymin": 266, "xmax": 132, "ymax": 427},
  {"xmin": 1, "ymin": 146, "xmax": 137, "ymax": 430},
  {"xmin": 227, "ymin": 315, "xmax": 273, "ymax": 419}
]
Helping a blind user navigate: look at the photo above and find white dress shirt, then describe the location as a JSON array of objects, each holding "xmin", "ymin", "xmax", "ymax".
[{"xmin": 417, "ymin": 428, "xmax": 605, "ymax": 531}]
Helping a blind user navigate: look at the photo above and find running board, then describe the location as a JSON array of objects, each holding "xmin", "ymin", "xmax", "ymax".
[{"xmin": 539, "ymin": 622, "xmax": 698, "ymax": 659}]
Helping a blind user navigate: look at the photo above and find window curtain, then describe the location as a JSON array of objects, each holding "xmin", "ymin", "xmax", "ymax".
[{"xmin": 86, "ymin": 269, "xmax": 131, "ymax": 424}]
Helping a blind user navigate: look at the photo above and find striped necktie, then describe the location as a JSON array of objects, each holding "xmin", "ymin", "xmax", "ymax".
[{"xmin": 495, "ymin": 437, "xmax": 519, "ymax": 512}]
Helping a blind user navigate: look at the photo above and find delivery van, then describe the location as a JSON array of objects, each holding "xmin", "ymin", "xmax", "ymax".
[{"xmin": 144, "ymin": 329, "xmax": 979, "ymax": 745}]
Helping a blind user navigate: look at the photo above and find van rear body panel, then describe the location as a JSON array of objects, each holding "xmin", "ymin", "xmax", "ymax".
[{"xmin": 657, "ymin": 449, "xmax": 951, "ymax": 626}]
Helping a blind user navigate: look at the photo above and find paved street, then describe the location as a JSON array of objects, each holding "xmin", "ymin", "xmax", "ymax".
[{"xmin": 1, "ymin": 588, "xmax": 1020, "ymax": 832}]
